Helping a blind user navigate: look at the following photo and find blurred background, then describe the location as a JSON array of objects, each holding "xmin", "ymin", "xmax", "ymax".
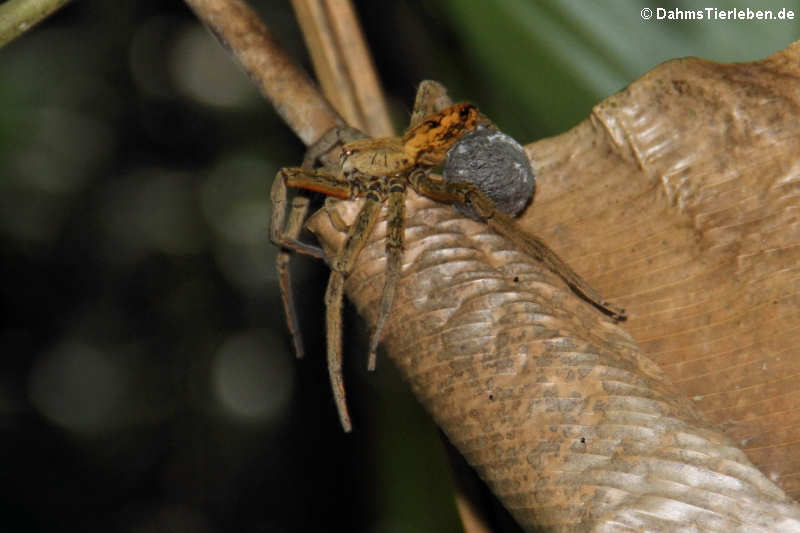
[{"xmin": 1, "ymin": 1, "xmax": 797, "ymax": 531}]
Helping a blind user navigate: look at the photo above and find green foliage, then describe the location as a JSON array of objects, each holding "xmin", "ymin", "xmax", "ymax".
[{"xmin": 437, "ymin": 0, "xmax": 800, "ymax": 137}]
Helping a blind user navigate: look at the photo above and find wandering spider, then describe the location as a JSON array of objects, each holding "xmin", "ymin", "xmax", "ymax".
[{"xmin": 271, "ymin": 81, "xmax": 625, "ymax": 431}]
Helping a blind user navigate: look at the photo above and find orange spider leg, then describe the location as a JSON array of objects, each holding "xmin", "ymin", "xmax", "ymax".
[{"xmin": 282, "ymin": 167, "xmax": 357, "ymax": 199}]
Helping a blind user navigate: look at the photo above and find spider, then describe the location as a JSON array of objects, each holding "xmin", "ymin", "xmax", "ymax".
[{"xmin": 271, "ymin": 81, "xmax": 625, "ymax": 431}]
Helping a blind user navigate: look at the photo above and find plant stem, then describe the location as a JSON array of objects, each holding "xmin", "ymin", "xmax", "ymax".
[
  {"xmin": 0, "ymin": 0, "xmax": 70, "ymax": 49},
  {"xmin": 184, "ymin": 0, "xmax": 344, "ymax": 146}
]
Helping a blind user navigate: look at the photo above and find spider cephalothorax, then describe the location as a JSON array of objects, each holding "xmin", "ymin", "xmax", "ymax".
[
  {"xmin": 340, "ymin": 102, "xmax": 481, "ymax": 179},
  {"xmin": 271, "ymin": 81, "xmax": 624, "ymax": 431}
]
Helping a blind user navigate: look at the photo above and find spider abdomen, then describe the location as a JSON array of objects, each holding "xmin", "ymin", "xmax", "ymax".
[{"xmin": 443, "ymin": 126, "xmax": 536, "ymax": 218}]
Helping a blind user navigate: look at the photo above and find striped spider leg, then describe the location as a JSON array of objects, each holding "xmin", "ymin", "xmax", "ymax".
[
  {"xmin": 408, "ymin": 169, "xmax": 626, "ymax": 320},
  {"xmin": 271, "ymin": 168, "xmax": 406, "ymax": 432},
  {"xmin": 270, "ymin": 126, "xmax": 365, "ymax": 360}
]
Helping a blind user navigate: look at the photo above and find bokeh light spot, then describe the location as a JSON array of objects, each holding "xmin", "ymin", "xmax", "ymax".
[
  {"xmin": 212, "ymin": 332, "xmax": 293, "ymax": 423},
  {"xmin": 200, "ymin": 154, "xmax": 279, "ymax": 291},
  {"xmin": 28, "ymin": 341, "xmax": 125, "ymax": 433},
  {"xmin": 100, "ymin": 169, "xmax": 206, "ymax": 264},
  {"xmin": 169, "ymin": 24, "xmax": 259, "ymax": 108}
]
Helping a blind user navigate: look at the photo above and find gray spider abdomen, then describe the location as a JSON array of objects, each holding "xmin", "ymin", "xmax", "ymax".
[{"xmin": 443, "ymin": 126, "xmax": 535, "ymax": 218}]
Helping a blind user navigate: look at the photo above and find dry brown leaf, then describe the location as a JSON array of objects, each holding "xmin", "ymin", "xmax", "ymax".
[
  {"xmin": 306, "ymin": 43, "xmax": 800, "ymax": 530},
  {"xmin": 522, "ymin": 42, "xmax": 800, "ymax": 502}
]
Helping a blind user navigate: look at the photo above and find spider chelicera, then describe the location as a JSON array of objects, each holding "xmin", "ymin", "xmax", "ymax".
[{"xmin": 271, "ymin": 81, "xmax": 625, "ymax": 431}]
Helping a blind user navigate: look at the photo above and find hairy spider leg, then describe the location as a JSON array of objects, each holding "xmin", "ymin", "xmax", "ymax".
[
  {"xmin": 274, "ymin": 166, "xmax": 381, "ymax": 431},
  {"xmin": 270, "ymin": 172, "xmax": 329, "ymax": 258},
  {"xmin": 325, "ymin": 179, "xmax": 386, "ymax": 432},
  {"xmin": 270, "ymin": 174, "xmax": 327, "ymax": 359},
  {"xmin": 271, "ymin": 127, "xmax": 367, "ymax": 259},
  {"xmin": 367, "ymin": 175, "xmax": 406, "ymax": 370},
  {"xmin": 271, "ymin": 126, "xmax": 367, "ymax": 359},
  {"xmin": 270, "ymin": 167, "xmax": 358, "ymax": 359},
  {"xmin": 303, "ymin": 125, "xmax": 366, "ymax": 167},
  {"xmin": 364, "ymin": 82, "xmax": 452, "ymax": 367},
  {"xmin": 409, "ymin": 80, "xmax": 453, "ymax": 127},
  {"xmin": 409, "ymin": 171, "xmax": 626, "ymax": 321},
  {"xmin": 276, "ymin": 194, "xmax": 315, "ymax": 358},
  {"xmin": 271, "ymin": 170, "xmax": 345, "ymax": 355}
]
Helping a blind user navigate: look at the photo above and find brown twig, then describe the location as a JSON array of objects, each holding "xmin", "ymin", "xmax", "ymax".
[
  {"xmin": 184, "ymin": 0, "xmax": 343, "ymax": 146},
  {"xmin": 290, "ymin": 0, "xmax": 392, "ymax": 137},
  {"xmin": 0, "ymin": 0, "xmax": 71, "ymax": 49}
]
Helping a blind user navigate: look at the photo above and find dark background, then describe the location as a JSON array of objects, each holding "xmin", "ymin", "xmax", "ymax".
[{"xmin": 1, "ymin": 1, "xmax": 797, "ymax": 531}]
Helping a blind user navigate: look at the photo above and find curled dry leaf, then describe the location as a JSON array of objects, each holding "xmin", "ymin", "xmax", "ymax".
[
  {"xmin": 522, "ymin": 42, "xmax": 800, "ymax": 502},
  {"xmin": 306, "ymin": 43, "xmax": 800, "ymax": 530}
]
